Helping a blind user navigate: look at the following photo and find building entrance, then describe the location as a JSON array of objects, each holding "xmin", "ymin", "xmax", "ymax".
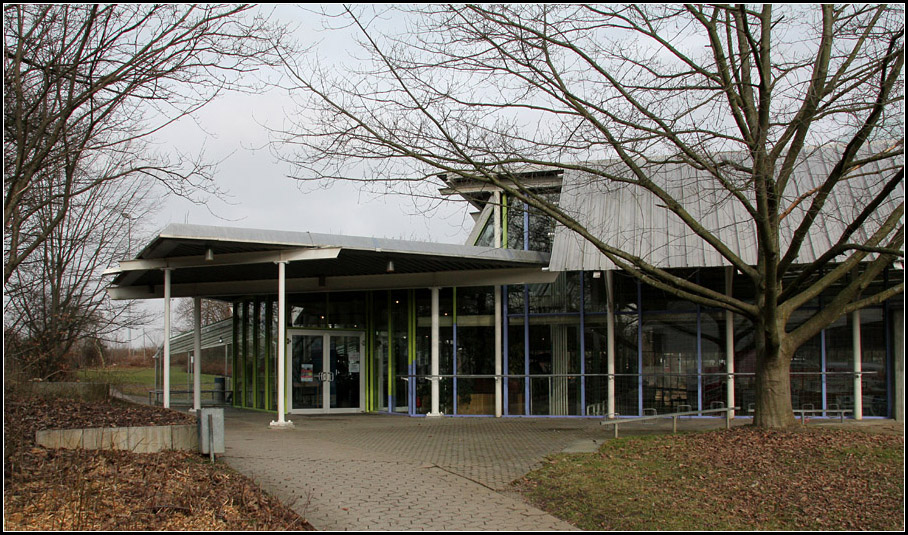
[{"xmin": 289, "ymin": 330, "xmax": 365, "ymax": 413}]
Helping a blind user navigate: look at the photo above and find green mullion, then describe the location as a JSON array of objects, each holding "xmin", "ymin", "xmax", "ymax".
[
  {"xmin": 364, "ymin": 291, "xmax": 373, "ymax": 411},
  {"xmin": 409, "ymin": 290, "xmax": 416, "ymax": 366},
  {"xmin": 502, "ymin": 193, "xmax": 508, "ymax": 248},
  {"xmin": 253, "ymin": 299, "xmax": 260, "ymax": 409},
  {"xmin": 388, "ymin": 291, "xmax": 394, "ymax": 406},
  {"xmin": 241, "ymin": 301, "xmax": 248, "ymax": 407},
  {"xmin": 265, "ymin": 299, "xmax": 272, "ymax": 412},
  {"xmin": 409, "ymin": 290, "xmax": 416, "ymax": 415},
  {"xmin": 368, "ymin": 291, "xmax": 377, "ymax": 412},
  {"xmin": 282, "ymin": 297, "xmax": 290, "ymax": 414},
  {"xmin": 232, "ymin": 302, "xmax": 240, "ymax": 407}
]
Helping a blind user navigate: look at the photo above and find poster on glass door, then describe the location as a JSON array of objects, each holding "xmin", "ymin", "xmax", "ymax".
[{"xmin": 300, "ymin": 363, "xmax": 314, "ymax": 382}]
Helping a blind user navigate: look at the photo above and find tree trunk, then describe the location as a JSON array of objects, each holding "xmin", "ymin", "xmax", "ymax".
[{"xmin": 753, "ymin": 342, "xmax": 797, "ymax": 428}]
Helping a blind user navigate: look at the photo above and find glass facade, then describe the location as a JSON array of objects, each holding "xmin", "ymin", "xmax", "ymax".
[
  {"xmin": 224, "ymin": 191, "xmax": 900, "ymax": 420},
  {"xmin": 232, "ymin": 297, "xmax": 277, "ymax": 411}
]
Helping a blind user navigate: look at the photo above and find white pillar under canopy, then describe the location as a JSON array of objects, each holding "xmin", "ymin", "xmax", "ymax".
[
  {"xmin": 192, "ymin": 296, "xmax": 202, "ymax": 412},
  {"xmin": 605, "ymin": 270, "xmax": 616, "ymax": 418},
  {"xmin": 271, "ymin": 261, "xmax": 293, "ymax": 428},
  {"xmin": 852, "ymin": 310, "xmax": 863, "ymax": 420},
  {"xmin": 494, "ymin": 285, "xmax": 503, "ymax": 418},
  {"xmin": 428, "ymin": 287, "xmax": 442, "ymax": 417},
  {"xmin": 725, "ymin": 267, "xmax": 735, "ymax": 419},
  {"xmin": 493, "ymin": 192, "xmax": 503, "ymax": 417},
  {"xmin": 163, "ymin": 268, "xmax": 172, "ymax": 409}
]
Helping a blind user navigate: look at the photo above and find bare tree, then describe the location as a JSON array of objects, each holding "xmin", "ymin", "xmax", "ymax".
[
  {"xmin": 4, "ymin": 173, "xmax": 156, "ymax": 379},
  {"xmin": 175, "ymin": 298, "xmax": 233, "ymax": 333},
  {"xmin": 3, "ymin": 4, "xmax": 288, "ymax": 284},
  {"xmin": 274, "ymin": 5, "xmax": 904, "ymax": 427}
]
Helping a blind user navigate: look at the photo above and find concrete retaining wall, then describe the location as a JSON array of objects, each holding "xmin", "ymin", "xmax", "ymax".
[{"xmin": 36, "ymin": 424, "xmax": 198, "ymax": 453}]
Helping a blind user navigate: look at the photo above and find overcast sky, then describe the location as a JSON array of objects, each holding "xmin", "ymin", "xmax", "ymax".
[
  {"xmin": 128, "ymin": 6, "xmax": 474, "ymax": 345},
  {"xmin": 150, "ymin": 5, "xmax": 472, "ymax": 246}
]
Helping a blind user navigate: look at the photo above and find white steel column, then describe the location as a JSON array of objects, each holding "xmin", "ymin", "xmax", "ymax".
[
  {"xmin": 192, "ymin": 296, "xmax": 202, "ymax": 412},
  {"xmin": 605, "ymin": 270, "xmax": 616, "ymax": 418},
  {"xmin": 494, "ymin": 285, "xmax": 503, "ymax": 417},
  {"xmin": 428, "ymin": 287, "xmax": 442, "ymax": 417},
  {"xmin": 493, "ymin": 191, "xmax": 503, "ymax": 417},
  {"xmin": 725, "ymin": 267, "xmax": 735, "ymax": 418},
  {"xmin": 163, "ymin": 268, "xmax": 172, "ymax": 409},
  {"xmin": 493, "ymin": 192, "xmax": 502, "ymax": 250},
  {"xmin": 271, "ymin": 261, "xmax": 293, "ymax": 428},
  {"xmin": 852, "ymin": 310, "xmax": 863, "ymax": 420}
]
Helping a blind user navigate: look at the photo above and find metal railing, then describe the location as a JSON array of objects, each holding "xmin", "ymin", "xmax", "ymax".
[
  {"xmin": 599, "ymin": 406, "xmax": 741, "ymax": 438},
  {"xmin": 792, "ymin": 408, "xmax": 851, "ymax": 424},
  {"xmin": 148, "ymin": 383, "xmax": 232, "ymax": 406}
]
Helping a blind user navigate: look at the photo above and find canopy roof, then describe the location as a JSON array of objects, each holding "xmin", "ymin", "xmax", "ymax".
[{"xmin": 106, "ymin": 223, "xmax": 554, "ymax": 300}]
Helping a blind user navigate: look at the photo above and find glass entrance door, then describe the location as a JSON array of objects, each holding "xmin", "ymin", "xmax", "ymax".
[{"xmin": 290, "ymin": 330, "xmax": 364, "ymax": 413}]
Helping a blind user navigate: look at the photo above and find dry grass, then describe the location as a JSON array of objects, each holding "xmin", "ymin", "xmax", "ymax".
[{"xmin": 516, "ymin": 425, "xmax": 904, "ymax": 531}]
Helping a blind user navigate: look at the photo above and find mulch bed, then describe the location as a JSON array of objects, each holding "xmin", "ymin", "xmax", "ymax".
[{"xmin": 4, "ymin": 391, "xmax": 315, "ymax": 531}]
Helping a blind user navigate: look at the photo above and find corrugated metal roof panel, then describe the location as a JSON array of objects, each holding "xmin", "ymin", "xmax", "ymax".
[
  {"xmin": 169, "ymin": 318, "xmax": 233, "ymax": 353},
  {"xmin": 551, "ymin": 144, "xmax": 904, "ymax": 271}
]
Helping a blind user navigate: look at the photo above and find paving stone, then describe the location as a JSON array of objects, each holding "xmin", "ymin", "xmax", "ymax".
[{"xmin": 219, "ymin": 409, "xmax": 753, "ymax": 531}]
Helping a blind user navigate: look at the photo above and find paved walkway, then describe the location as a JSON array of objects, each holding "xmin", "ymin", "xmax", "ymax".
[{"xmin": 219, "ymin": 410, "xmax": 755, "ymax": 531}]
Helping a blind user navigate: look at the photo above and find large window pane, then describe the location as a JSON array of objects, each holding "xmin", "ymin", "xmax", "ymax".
[
  {"xmin": 474, "ymin": 215, "xmax": 495, "ymax": 247},
  {"xmin": 456, "ymin": 378, "xmax": 496, "ymax": 415},
  {"xmin": 328, "ymin": 293, "xmax": 366, "ymax": 329},
  {"xmin": 613, "ymin": 272, "xmax": 638, "ymax": 314},
  {"xmin": 639, "ymin": 269, "xmax": 699, "ymax": 312},
  {"xmin": 528, "ymin": 321, "xmax": 581, "ymax": 415},
  {"xmin": 390, "ymin": 291, "xmax": 409, "ymax": 413},
  {"xmin": 789, "ymin": 310, "xmax": 823, "ymax": 411},
  {"xmin": 615, "ymin": 312, "xmax": 639, "ymax": 416},
  {"xmin": 701, "ymin": 309, "xmax": 728, "ymax": 412},
  {"xmin": 861, "ymin": 308, "xmax": 888, "ymax": 417},
  {"xmin": 528, "ymin": 272, "xmax": 581, "ymax": 314},
  {"xmin": 584, "ymin": 272, "xmax": 608, "ymax": 313},
  {"xmin": 414, "ymin": 289, "xmax": 454, "ymax": 415},
  {"xmin": 733, "ymin": 315, "xmax": 756, "ymax": 414},
  {"xmin": 372, "ymin": 291, "xmax": 390, "ymax": 412},
  {"xmin": 641, "ymin": 312, "xmax": 698, "ymax": 414},
  {"xmin": 507, "ymin": 323, "xmax": 526, "ymax": 415},
  {"xmin": 290, "ymin": 294, "xmax": 327, "ymax": 328},
  {"xmin": 507, "ymin": 285, "xmax": 525, "ymax": 314},
  {"xmin": 506, "ymin": 196, "xmax": 525, "ymax": 250},
  {"xmin": 824, "ymin": 315, "xmax": 852, "ymax": 412},
  {"xmin": 584, "ymin": 323, "xmax": 608, "ymax": 415},
  {"xmin": 255, "ymin": 299, "xmax": 265, "ymax": 410}
]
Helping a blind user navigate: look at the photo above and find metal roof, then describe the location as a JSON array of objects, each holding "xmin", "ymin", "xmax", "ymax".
[
  {"xmin": 550, "ymin": 144, "xmax": 904, "ymax": 271},
  {"xmin": 107, "ymin": 223, "xmax": 555, "ymax": 300},
  {"xmin": 169, "ymin": 318, "xmax": 233, "ymax": 353}
]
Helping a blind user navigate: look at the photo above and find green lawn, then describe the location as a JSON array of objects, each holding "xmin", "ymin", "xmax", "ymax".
[
  {"xmin": 517, "ymin": 426, "xmax": 904, "ymax": 531},
  {"xmin": 77, "ymin": 367, "xmax": 221, "ymax": 397}
]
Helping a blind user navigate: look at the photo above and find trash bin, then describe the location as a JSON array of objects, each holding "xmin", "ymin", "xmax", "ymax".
[
  {"xmin": 214, "ymin": 376, "xmax": 226, "ymax": 403},
  {"xmin": 198, "ymin": 407, "xmax": 224, "ymax": 456}
]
